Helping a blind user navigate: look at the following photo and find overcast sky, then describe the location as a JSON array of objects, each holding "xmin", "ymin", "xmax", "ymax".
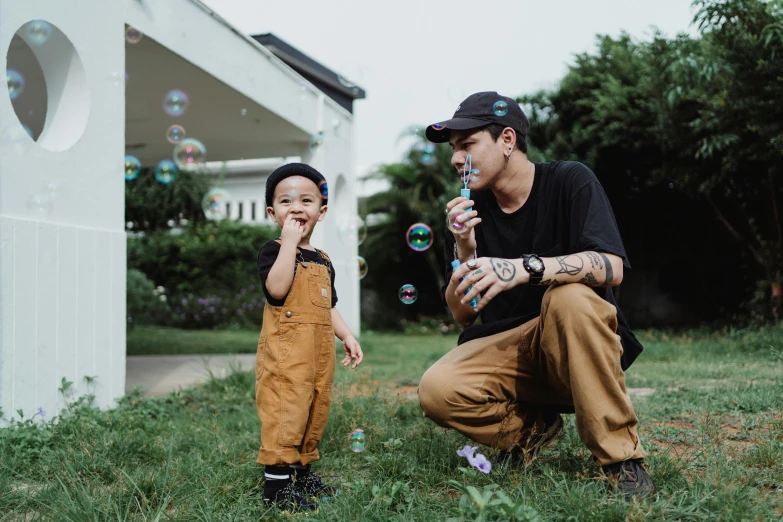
[{"xmin": 210, "ymin": 0, "xmax": 698, "ymax": 192}]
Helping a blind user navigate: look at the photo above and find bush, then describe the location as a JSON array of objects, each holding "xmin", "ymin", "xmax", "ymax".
[{"xmin": 126, "ymin": 269, "xmax": 171, "ymax": 328}]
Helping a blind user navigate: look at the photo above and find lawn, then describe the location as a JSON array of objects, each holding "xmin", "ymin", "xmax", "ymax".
[{"xmin": 1, "ymin": 326, "xmax": 782, "ymax": 520}]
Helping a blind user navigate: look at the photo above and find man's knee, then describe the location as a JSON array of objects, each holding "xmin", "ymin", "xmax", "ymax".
[
  {"xmin": 543, "ymin": 283, "xmax": 615, "ymax": 324},
  {"xmin": 418, "ymin": 364, "xmax": 453, "ymax": 423}
]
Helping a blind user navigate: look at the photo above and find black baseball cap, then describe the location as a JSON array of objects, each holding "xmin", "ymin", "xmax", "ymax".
[
  {"xmin": 425, "ymin": 91, "xmax": 529, "ymax": 144},
  {"xmin": 265, "ymin": 162, "xmax": 328, "ymax": 207}
]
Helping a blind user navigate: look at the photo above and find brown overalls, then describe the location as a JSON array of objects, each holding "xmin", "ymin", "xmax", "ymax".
[{"xmin": 255, "ymin": 242, "xmax": 336, "ymax": 466}]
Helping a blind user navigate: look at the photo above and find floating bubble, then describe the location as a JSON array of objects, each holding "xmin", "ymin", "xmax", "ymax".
[
  {"xmin": 406, "ymin": 223, "xmax": 433, "ymax": 252},
  {"xmin": 124, "ymin": 155, "xmax": 141, "ymax": 181},
  {"xmin": 398, "ymin": 284, "xmax": 418, "ymax": 305},
  {"xmin": 308, "ymin": 133, "xmax": 324, "ymax": 153},
  {"xmin": 25, "ymin": 20, "xmax": 52, "ymax": 46},
  {"xmin": 356, "ymin": 256, "xmax": 368, "ymax": 280},
  {"xmin": 338, "ymin": 216, "xmax": 367, "ymax": 246},
  {"xmin": 22, "ymin": 125, "xmax": 34, "ymax": 139},
  {"xmin": 420, "ymin": 153, "xmax": 435, "ymax": 166},
  {"xmin": 240, "ymin": 108, "xmax": 248, "ymax": 116},
  {"xmin": 166, "ymin": 124, "xmax": 185, "ymax": 144},
  {"xmin": 6, "ymin": 70, "xmax": 25, "ymax": 100},
  {"xmin": 448, "ymin": 212, "xmax": 467, "ymax": 234},
  {"xmin": 469, "ymin": 169, "xmax": 481, "ymax": 182},
  {"xmin": 202, "ymin": 188, "xmax": 231, "ymax": 221},
  {"xmin": 431, "ymin": 122, "xmax": 446, "ymax": 131},
  {"xmin": 27, "ymin": 193, "xmax": 55, "ymax": 216},
  {"xmin": 493, "ymin": 100, "xmax": 508, "ymax": 117},
  {"xmin": 126, "ymin": 26, "xmax": 143, "ymax": 44},
  {"xmin": 398, "ymin": 125, "xmax": 425, "ymax": 143},
  {"xmin": 349, "ymin": 429, "xmax": 366, "ymax": 452},
  {"xmin": 173, "ymin": 138, "xmax": 206, "ymax": 171},
  {"xmin": 163, "ymin": 89, "xmax": 189, "ymax": 117},
  {"xmin": 318, "ymin": 179, "xmax": 328, "ymax": 199},
  {"xmin": 154, "ymin": 159, "xmax": 178, "ymax": 185}
]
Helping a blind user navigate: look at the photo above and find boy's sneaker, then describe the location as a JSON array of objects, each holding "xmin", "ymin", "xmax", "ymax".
[
  {"xmin": 602, "ymin": 458, "xmax": 658, "ymax": 502},
  {"xmin": 295, "ymin": 471, "xmax": 339, "ymax": 501},
  {"xmin": 265, "ymin": 481, "xmax": 318, "ymax": 511}
]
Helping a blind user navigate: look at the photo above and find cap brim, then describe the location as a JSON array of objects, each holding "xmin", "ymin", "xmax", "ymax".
[{"xmin": 425, "ymin": 117, "xmax": 493, "ymax": 143}]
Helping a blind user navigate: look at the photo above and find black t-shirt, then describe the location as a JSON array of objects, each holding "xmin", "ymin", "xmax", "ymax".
[
  {"xmin": 257, "ymin": 240, "xmax": 338, "ymax": 307},
  {"xmin": 442, "ymin": 161, "xmax": 643, "ymax": 370}
]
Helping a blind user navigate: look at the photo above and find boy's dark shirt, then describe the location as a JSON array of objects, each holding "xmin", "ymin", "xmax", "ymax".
[
  {"xmin": 442, "ymin": 161, "xmax": 643, "ymax": 371},
  {"xmin": 257, "ymin": 240, "xmax": 338, "ymax": 307}
]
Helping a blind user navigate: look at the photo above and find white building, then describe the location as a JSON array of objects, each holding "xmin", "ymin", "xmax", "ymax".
[{"xmin": 0, "ymin": 0, "xmax": 363, "ymax": 422}]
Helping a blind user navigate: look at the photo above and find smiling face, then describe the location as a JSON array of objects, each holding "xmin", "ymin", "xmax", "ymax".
[
  {"xmin": 266, "ymin": 175, "xmax": 327, "ymax": 240},
  {"xmin": 448, "ymin": 127, "xmax": 514, "ymax": 190}
]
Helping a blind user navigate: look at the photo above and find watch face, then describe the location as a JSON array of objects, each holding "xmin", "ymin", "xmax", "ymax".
[{"xmin": 529, "ymin": 256, "xmax": 544, "ymax": 271}]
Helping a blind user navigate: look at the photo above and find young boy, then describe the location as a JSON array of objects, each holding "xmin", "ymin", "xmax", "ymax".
[{"xmin": 255, "ymin": 162, "xmax": 364, "ymax": 510}]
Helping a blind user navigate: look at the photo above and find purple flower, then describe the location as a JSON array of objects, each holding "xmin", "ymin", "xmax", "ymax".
[
  {"xmin": 181, "ymin": 298, "xmax": 187, "ymax": 305},
  {"xmin": 199, "ymin": 298, "xmax": 208, "ymax": 306},
  {"xmin": 473, "ymin": 454, "xmax": 492, "ymax": 474},
  {"xmin": 456, "ymin": 445, "xmax": 492, "ymax": 474},
  {"xmin": 36, "ymin": 406, "xmax": 46, "ymax": 418},
  {"xmin": 208, "ymin": 306, "xmax": 215, "ymax": 313}
]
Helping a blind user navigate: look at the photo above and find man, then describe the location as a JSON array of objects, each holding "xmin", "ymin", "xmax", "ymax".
[{"xmin": 417, "ymin": 91, "xmax": 655, "ymax": 501}]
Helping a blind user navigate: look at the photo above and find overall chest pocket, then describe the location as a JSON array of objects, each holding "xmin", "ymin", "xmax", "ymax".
[{"xmin": 308, "ymin": 272, "xmax": 331, "ymax": 308}]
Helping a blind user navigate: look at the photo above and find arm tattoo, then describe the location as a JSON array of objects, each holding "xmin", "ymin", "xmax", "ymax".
[
  {"xmin": 586, "ymin": 251, "xmax": 603, "ymax": 270},
  {"xmin": 555, "ymin": 255, "xmax": 583, "ymax": 276},
  {"xmin": 598, "ymin": 252, "xmax": 614, "ymax": 286},
  {"xmin": 539, "ymin": 278, "xmax": 554, "ymax": 286},
  {"xmin": 490, "ymin": 258, "xmax": 516, "ymax": 282},
  {"xmin": 579, "ymin": 272, "xmax": 598, "ymax": 285}
]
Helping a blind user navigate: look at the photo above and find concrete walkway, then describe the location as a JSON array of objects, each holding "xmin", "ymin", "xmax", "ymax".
[
  {"xmin": 126, "ymin": 354, "xmax": 659, "ymax": 399},
  {"xmin": 126, "ymin": 354, "xmax": 255, "ymax": 397}
]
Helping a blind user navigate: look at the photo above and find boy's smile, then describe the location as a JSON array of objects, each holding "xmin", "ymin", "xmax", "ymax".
[{"xmin": 266, "ymin": 175, "xmax": 327, "ymax": 243}]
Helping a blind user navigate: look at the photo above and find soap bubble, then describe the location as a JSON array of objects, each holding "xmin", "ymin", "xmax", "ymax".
[
  {"xmin": 173, "ymin": 138, "xmax": 206, "ymax": 170},
  {"xmin": 355, "ymin": 256, "xmax": 368, "ymax": 279},
  {"xmin": 126, "ymin": 26, "xmax": 143, "ymax": 44},
  {"xmin": 318, "ymin": 180, "xmax": 328, "ymax": 200},
  {"xmin": 431, "ymin": 122, "xmax": 446, "ymax": 131},
  {"xmin": 338, "ymin": 216, "xmax": 367, "ymax": 246},
  {"xmin": 493, "ymin": 100, "xmax": 508, "ymax": 117},
  {"xmin": 6, "ymin": 70, "xmax": 25, "ymax": 100},
  {"xmin": 124, "ymin": 155, "xmax": 141, "ymax": 181},
  {"xmin": 163, "ymin": 89, "xmax": 189, "ymax": 117},
  {"xmin": 154, "ymin": 160, "xmax": 178, "ymax": 185},
  {"xmin": 25, "ymin": 20, "xmax": 52, "ymax": 46},
  {"xmin": 416, "ymin": 142, "xmax": 437, "ymax": 166},
  {"xmin": 202, "ymin": 188, "xmax": 230, "ymax": 221},
  {"xmin": 406, "ymin": 223, "xmax": 433, "ymax": 252},
  {"xmin": 27, "ymin": 193, "xmax": 55, "ymax": 217},
  {"xmin": 469, "ymin": 169, "xmax": 481, "ymax": 182},
  {"xmin": 349, "ymin": 429, "xmax": 366, "ymax": 452},
  {"xmin": 240, "ymin": 108, "xmax": 248, "ymax": 116},
  {"xmin": 166, "ymin": 125, "xmax": 185, "ymax": 144},
  {"xmin": 448, "ymin": 212, "xmax": 467, "ymax": 234},
  {"xmin": 398, "ymin": 284, "xmax": 418, "ymax": 305},
  {"xmin": 308, "ymin": 133, "xmax": 324, "ymax": 153}
]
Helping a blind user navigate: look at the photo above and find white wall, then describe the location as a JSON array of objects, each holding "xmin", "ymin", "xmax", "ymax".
[{"xmin": 0, "ymin": 0, "xmax": 126, "ymax": 421}]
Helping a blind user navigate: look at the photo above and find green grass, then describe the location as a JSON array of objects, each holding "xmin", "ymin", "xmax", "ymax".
[
  {"xmin": 2, "ymin": 326, "xmax": 782, "ymax": 520},
  {"xmin": 127, "ymin": 326, "xmax": 260, "ymax": 355}
]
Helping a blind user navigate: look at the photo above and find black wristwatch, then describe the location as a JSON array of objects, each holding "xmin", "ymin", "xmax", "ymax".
[{"xmin": 522, "ymin": 254, "xmax": 545, "ymax": 285}]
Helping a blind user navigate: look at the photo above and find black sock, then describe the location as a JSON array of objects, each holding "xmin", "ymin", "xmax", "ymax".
[
  {"xmin": 291, "ymin": 463, "xmax": 311, "ymax": 480},
  {"xmin": 263, "ymin": 465, "xmax": 291, "ymax": 499}
]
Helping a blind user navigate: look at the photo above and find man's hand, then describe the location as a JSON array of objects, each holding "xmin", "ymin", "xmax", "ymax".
[
  {"xmin": 446, "ymin": 196, "xmax": 481, "ymax": 260},
  {"xmin": 452, "ymin": 257, "xmax": 528, "ymax": 312},
  {"xmin": 280, "ymin": 213, "xmax": 305, "ymax": 246},
  {"xmin": 341, "ymin": 335, "xmax": 364, "ymax": 369}
]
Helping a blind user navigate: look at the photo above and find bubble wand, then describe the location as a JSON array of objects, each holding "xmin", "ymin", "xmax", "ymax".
[{"xmin": 451, "ymin": 154, "xmax": 479, "ymax": 308}]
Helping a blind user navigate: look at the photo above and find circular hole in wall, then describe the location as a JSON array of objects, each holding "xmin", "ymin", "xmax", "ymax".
[{"xmin": 5, "ymin": 20, "xmax": 89, "ymax": 151}]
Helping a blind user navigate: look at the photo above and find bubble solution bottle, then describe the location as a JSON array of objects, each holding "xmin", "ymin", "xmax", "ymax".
[{"xmin": 451, "ymin": 259, "xmax": 479, "ymax": 308}]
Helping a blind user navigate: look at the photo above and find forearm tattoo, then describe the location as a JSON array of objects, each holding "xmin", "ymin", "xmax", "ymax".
[
  {"xmin": 555, "ymin": 254, "xmax": 583, "ymax": 276},
  {"xmin": 598, "ymin": 252, "xmax": 614, "ymax": 286},
  {"xmin": 490, "ymin": 258, "xmax": 516, "ymax": 282},
  {"xmin": 579, "ymin": 272, "xmax": 598, "ymax": 285}
]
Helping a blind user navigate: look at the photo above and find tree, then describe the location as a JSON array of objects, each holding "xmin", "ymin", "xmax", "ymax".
[{"xmin": 125, "ymin": 165, "xmax": 213, "ymax": 232}]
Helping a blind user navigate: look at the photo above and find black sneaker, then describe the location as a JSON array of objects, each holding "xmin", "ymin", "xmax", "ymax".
[
  {"xmin": 295, "ymin": 471, "xmax": 339, "ymax": 501},
  {"xmin": 265, "ymin": 481, "xmax": 318, "ymax": 511},
  {"xmin": 499, "ymin": 413, "xmax": 564, "ymax": 466},
  {"xmin": 602, "ymin": 459, "xmax": 658, "ymax": 501}
]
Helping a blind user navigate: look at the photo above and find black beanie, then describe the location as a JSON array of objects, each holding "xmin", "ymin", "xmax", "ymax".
[{"xmin": 265, "ymin": 163, "xmax": 328, "ymax": 207}]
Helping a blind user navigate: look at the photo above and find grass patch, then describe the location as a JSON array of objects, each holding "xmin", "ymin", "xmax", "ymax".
[
  {"xmin": 3, "ymin": 326, "xmax": 782, "ymax": 520},
  {"xmin": 127, "ymin": 326, "xmax": 260, "ymax": 355}
]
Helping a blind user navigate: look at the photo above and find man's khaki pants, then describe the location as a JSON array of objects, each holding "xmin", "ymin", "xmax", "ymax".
[{"xmin": 418, "ymin": 283, "xmax": 645, "ymax": 466}]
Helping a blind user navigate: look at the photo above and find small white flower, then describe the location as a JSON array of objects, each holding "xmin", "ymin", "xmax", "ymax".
[{"xmin": 159, "ymin": 295, "xmax": 167, "ymax": 302}]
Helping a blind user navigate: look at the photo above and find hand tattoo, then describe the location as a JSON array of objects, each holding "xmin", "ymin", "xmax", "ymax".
[
  {"xmin": 599, "ymin": 252, "xmax": 614, "ymax": 286},
  {"xmin": 490, "ymin": 258, "xmax": 516, "ymax": 282},
  {"xmin": 555, "ymin": 255, "xmax": 583, "ymax": 276}
]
